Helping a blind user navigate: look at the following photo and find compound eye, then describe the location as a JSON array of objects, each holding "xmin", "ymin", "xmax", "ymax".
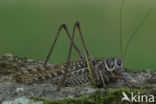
[{"xmin": 116, "ymin": 58, "xmax": 122, "ymax": 66}]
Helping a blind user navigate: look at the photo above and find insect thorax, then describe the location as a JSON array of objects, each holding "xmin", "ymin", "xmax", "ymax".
[{"xmin": 64, "ymin": 57, "xmax": 123, "ymax": 87}]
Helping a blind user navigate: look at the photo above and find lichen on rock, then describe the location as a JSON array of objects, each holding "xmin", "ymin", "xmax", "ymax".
[{"xmin": 0, "ymin": 53, "xmax": 156, "ymax": 104}]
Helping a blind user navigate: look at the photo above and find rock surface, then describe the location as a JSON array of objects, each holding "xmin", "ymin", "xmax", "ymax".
[{"xmin": 0, "ymin": 53, "xmax": 156, "ymax": 103}]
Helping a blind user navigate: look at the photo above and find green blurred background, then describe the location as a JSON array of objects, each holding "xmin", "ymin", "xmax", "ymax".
[{"xmin": 0, "ymin": 0, "xmax": 155, "ymax": 70}]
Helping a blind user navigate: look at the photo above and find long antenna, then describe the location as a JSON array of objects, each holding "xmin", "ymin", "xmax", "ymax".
[
  {"xmin": 123, "ymin": 8, "xmax": 152, "ymax": 59},
  {"xmin": 120, "ymin": 0, "xmax": 125, "ymax": 59}
]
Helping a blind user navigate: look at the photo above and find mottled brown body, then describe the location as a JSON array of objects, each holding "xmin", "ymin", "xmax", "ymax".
[
  {"xmin": 13, "ymin": 59, "xmax": 88, "ymax": 84},
  {"xmin": 12, "ymin": 57, "xmax": 122, "ymax": 87}
]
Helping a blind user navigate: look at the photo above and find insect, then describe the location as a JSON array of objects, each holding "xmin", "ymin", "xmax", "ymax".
[{"xmin": 13, "ymin": 0, "xmax": 151, "ymax": 89}]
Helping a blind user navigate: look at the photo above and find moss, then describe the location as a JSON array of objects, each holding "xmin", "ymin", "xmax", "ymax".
[{"xmin": 33, "ymin": 88, "xmax": 145, "ymax": 104}]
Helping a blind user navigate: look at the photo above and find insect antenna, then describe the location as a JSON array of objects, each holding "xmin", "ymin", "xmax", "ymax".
[
  {"xmin": 118, "ymin": 0, "xmax": 151, "ymax": 88},
  {"xmin": 120, "ymin": 0, "xmax": 125, "ymax": 59},
  {"xmin": 123, "ymin": 8, "xmax": 152, "ymax": 60}
]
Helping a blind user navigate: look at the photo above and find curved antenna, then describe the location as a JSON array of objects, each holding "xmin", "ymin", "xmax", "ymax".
[
  {"xmin": 120, "ymin": 0, "xmax": 125, "ymax": 59},
  {"xmin": 123, "ymin": 8, "xmax": 152, "ymax": 59}
]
